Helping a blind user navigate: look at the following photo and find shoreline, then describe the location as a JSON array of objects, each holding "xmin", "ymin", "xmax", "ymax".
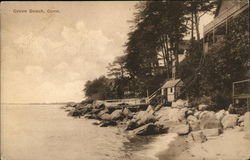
[{"xmin": 63, "ymin": 100, "xmax": 250, "ymax": 160}]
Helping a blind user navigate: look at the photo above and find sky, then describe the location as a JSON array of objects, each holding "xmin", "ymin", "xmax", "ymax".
[{"xmin": 1, "ymin": 1, "xmax": 213, "ymax": 103}]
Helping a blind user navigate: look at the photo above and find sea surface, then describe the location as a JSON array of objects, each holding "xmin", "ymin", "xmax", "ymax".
[{"xmin": 1, "ymin": 104, "xmax": 176, "ymax": 160}]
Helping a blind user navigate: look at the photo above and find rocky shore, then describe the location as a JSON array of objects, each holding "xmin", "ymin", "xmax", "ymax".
[{"xmin": 63, "ymin": 99, "xmax": 250, "ymax": 160}]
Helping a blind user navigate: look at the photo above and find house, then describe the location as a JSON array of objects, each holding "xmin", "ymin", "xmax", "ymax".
[
  {"xmin": 203, "ymin": 0, "xmax": 248, "ymax": 53},
  {"xmin": 161, "ymin": 78, "xmax": 183, "ymax": 102}
]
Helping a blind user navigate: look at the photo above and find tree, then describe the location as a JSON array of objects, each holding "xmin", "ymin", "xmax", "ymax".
[
  {"xmin": 184, "ymin": 1, "xmax": 217, "ymax": 42},
  {"xmin": 178, "ymin": 14, "xmax": 249, "ymax": 108},
  {"xmin": 107, "ymin": 55, "xmax": 127, "ymax": 79},
  {"xmin": 124, "ymin": 1, "xmax": 189, "ymax": 96},
  {"xmin": 84, "ymin": 76, "xmax": 114, "ymax": 100}
]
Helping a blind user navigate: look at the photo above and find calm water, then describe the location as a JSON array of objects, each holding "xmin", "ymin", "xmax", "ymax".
[{"xmin": 1, "ymin": 105, "xmax": 175, "ymax": 160}]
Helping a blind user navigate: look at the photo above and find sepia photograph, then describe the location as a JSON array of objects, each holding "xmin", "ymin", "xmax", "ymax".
[{"xmin": 1, "ymin": 1, "xmax": 249, "ymax": 160}]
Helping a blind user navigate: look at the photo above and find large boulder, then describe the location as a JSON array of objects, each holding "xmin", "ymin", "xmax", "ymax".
[
  {"xmin": 90, "ymin": 108, "xmax": 103, "ymax": 115},
  {"xmin": 100, "ymin": 113, "xmax": 111, "ymax": 121},
  {"xmin": 169, "ymin": 124, "xmax": 190, "ymax": 135},
  {"xmin": 155, "ymin": 121, "xmax": 177, "ymax": 131},
  {"xmin": 133, "ymin": 123, "xmax": 164, "ymax": 136},
  {"xmin": 187, "ymin": 115, "xmax": 200, "ymax": 131},
  {"xmin": 93, "ymin": 100, "xmax": 105, "ymax": 109},
  {"xmin": 125, "ymin": 120, "xmax": 138, "ymax": 130},
  {"xmin": 238, "ymin": 115, "xmax": 244, "ymax": 123},
  {"xmin": 199, "ymin": 111, "xmax": 222, "ymax": 129},
  {"xmin": 187, "ymin": 115, "xmax": 198, "ymax": 122},
  {"xmin": 177, "ymin": 108, "xmax": 188, "ymax": 122},
  {"xmin": 189, "ymin": 120, "xmax": 200, "ymax": 131},
  {"xmin": 122, "ymin": 107, "xmax": 133, "ymax": 119},
  {"xmin": 215, "ymin": 109, "xmax": 227, "ymax": 121},
  {"xmin": 202, "ymin": 128, "xmax": 222, "ymax": 137},
  {"xmin": 134, "ymin": 110, "xmax": 156, "ymax": 126},
  {"xmin": 67, "ymin": 109, "xmax": 82, "ymax": 117},
  {"xmin": 189, "ymin": 131, "xmax": 207, "ymax": 143},
  {"xmin": 125, "ymin": 109, "xmax": 156, "ymax": 130},
  {"xmin": 244, "ymin": 112, "xmax": 250, "ymax": 131},
  {"xmin": 221, "ymin": 114, "xmax": 238, "ymax": 129},
  {"xmin": 156, "ymin": 107, "xmax": 179, "ymax": 122},
  {"xmin": 97, "ymin": 109, "xmax": 110, "ymax": 120},
  {"xmin": 198, "ymin": 104, "xmax": 209, "ymax": 111},
  {"xmin": 194, "ymin": 111, "xmax": 202, "ymax": 119},
  {"xmin": 186, "ymin": 109, "xmax": 194, "ymax": 116},
  {"xmin": 110, "ymin": 109, "xmax": 124, "ymax": 121},
  {"xmin": 171, "ymin": 99, "xmax": 188, "ymax": 108}
]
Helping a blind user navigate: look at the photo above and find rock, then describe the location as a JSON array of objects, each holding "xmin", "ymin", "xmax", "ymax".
[
  {"xmin": 187, "ymin": 109, "xmax": 194, "ymax": 116},
  {"xmin": 99, "ymin": 120, "xmax": 117, "ymax": 127},
  {"xmin": 122, "ymin": 108, "xmax": 133, "ymax": 119},
  {"xmin": 155, "ymin": 121, "xmax": 177, "ymax": 131},
  {"xmin": 65, "ymin": 107, "xmax": 74, "ymax": 112},
  {"xmin": 221, "ymin": 114, "xmax": 238, "ymax": 129},
  {"xmin": 187, "ymin": 115, "xmax": 198, "ymax": 122},
  {"xmin": 240, "ymin": 121, "xmax": 244, "ymax": 127},
  {"xmin": 97, "ymin": 110, "xmax": 107, "ymax": 116},
  {"xmin": 215, "ymin": 109, "xmax": 226, "ymax": 121},
  {"xmin": 84, "ymin": 114, "xmax": 96, "ymax": 119},
  {"xmin": 169, "ymin": 124, "xmax": 190, "ymax": 135},
  {"xmin": 189, "ymin": 131, "xmax": 207, "ymax": 143},
  {"xmin": 194, "ymin": 111, "xmax": 201, "ymax": 119},
  {"xmin": 133, "ymin": 123, "xmax": 164, "ymax": 136},
  {"xmin": 97, "ymin": 110, "xmax": 110, "ymax": 119},
  {"xmin": 67, "ymin": 109, "xmax": 83, "ymax": 117},
  {"xmin": 238, "ymin": 115, "xmax": 244, "ymax": 123},
  {"xmin": 156, "ymin": 107, "xmax": 179, "ymax": 122},
  {"xmin": 187, "ymin": 115, "xmax": 200, "ymax": 131},
  {"xmin": 93, "ymin": 100, "xmax": 105, "ymax": 109},
  {"xmin": 171, "ymin": 99, "xmax": 188, "ymax": 108},
  {"xmin": 91, "ymin": 108, "xmax": 102, "ymax": 114},
  {"xmin": 92, "ymin": 122, "xmax": 100, "ymax": 125},
  {"xmin": 110, "ymin": 109, "xmax": 124, "ymax": 121},
  {"xmin": 199, "ymin": 111, "xmax": 210, "ymax": 119},
  {"xmin": 177, "ymin": 108, "xmax": 188, "ymax": 122},
  {"xmin": 199, "ymin": 111, "xmax": 221, "ymax": 129},
  {"xmin": 189, "ymin": 120, "xmax": 200, "ymax": 131},
  {"xmin": 133, "ymin": 110, "xmax": 156, "ymax": 126},
  {"xmin": 244, "ymin": 112, "xmax": 250, "ymax": 131},
  {"xmin": 198, "ymin": 104, "xmax": 209, "ymax": 111},
  {"xmin": 202, "ymin": 128, "xmax": 222, "ymax": 137},
  {"xmin": 125, "ymin": 120, "xmax": 138, "ymax": 130},
  {"xmin": 66, "ymin": 102, "xmax": 77, "ymax": 108}
]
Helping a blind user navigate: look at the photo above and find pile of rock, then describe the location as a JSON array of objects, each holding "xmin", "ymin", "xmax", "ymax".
[{"xmin": 63, "ymin": 100, "xmax": 249, "ymax": 139}]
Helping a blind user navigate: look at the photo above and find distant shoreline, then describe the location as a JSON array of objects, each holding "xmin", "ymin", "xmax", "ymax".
[{"xmin": 1, "ymin": 102, "xmax": 72, "ymax": 105}]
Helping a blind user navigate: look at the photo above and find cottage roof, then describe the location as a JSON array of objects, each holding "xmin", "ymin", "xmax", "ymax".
[{"xmin": 161, "ymin": 78, "xmax": 182, "ymax": 88}]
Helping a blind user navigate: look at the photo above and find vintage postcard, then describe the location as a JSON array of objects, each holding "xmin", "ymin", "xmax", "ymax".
[{"xmin": 1, "ymin": 1, "xmax": 249, "ymax": 160}]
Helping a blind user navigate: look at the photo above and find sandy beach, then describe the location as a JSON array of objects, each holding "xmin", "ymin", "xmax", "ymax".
[{"xmin": 158, "ymin": 128, "xmax": 250, "ymax": 160}]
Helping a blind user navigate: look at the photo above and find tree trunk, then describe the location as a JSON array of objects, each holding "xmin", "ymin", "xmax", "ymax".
[
  {"xmin": 194, "ymin": 10, "xmax": 200, "ymax": 41},
  {"xmin": 191, "ymin": 10, "xmax": 194, "ymax": 44}
]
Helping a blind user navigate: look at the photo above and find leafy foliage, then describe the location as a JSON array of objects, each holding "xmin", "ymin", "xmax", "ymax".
[
  {"xmin": 179, "ymin": 14, "xmax": 249, "ymax": 108},
  {"xmin": 83, "ymin": 76, "xmax": 114, "ymax": 100}
]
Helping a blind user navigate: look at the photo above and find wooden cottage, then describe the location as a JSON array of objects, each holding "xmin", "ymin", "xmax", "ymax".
[
  {"xmin": 161, "ymin": 78, "xmax": 183, "ymax": 102},
  {"xmin": 203, "ymin": 0, "xmax": 248, "ymax": 53}
]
